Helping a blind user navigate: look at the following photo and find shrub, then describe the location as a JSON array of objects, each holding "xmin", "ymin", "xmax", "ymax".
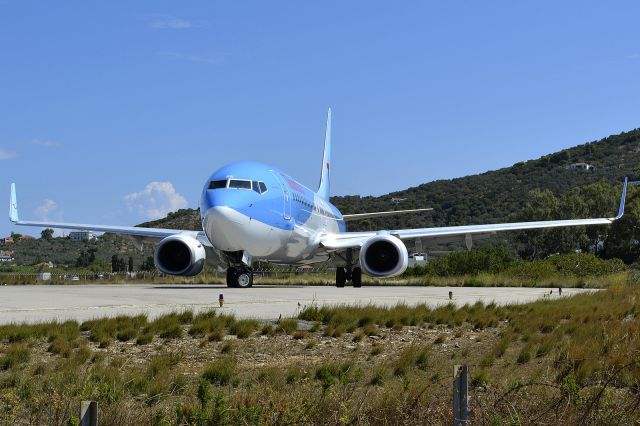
[
  {"xmin": 229, "ymin": 320, "xmax": 258, "ymax": 339},
  {"xmin": 0, "ymin": 343, "xmax": 31, "ymax": 370},
  {"xmin": 516, "ymin": 348, "xmax": 531, "ymax": 364},
  {"xmin": 202, "ymin": 358, "xmax": 235, "ymax": 386},
  {"xmin": 314, "ymin": 362, "xmax": 355, "ymax": 390},
  {"xmin": 221, "ymin": 341, "xmax": 234, "ymax": 354},
  {"xmin": 136, "ymin": 332, "xmax": 153, "ymax": 345},
  {"xmin": 277, "ymin": 319, "xmax": 298, "ymax": 335},
  {"xmin": 48, "ymin": 337, "xmax": 73, "ymax": 357}
]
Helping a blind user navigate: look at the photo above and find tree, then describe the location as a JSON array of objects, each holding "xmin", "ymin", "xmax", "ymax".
[
  {"xmin": 76, "ymin": 251, "xmax": 91, "ymax": 267},
  {"xmin": 603, "ymin": 187, "xmax": 640, "ymax": 263},
  {"xmin": 88, "ymin": 248, "xmax": 96, "ymax": 264},
  {"xmin": 128, "ymin": 256, "xmax": 134, "ymax": 272},
  {"xmin": 40, "ymin": 228, "xmax": 54, "ymax": 241},
  {"xmin": 111, "ymin": 255, "xmax": 119, "ymax": 272},
  {"xmin": 140, "ymin": 256, "xmax": 155, "ymax": 271}
]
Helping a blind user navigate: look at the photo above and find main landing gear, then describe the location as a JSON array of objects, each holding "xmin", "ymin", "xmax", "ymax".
[
  {"xmin": 335, "ymin": 266, "xmax": 362, "ymax": 288},
  {"xmin": 335, "ymin": 248, "xmax": 362, "ymax": 288},
  {"xmin": 226, "ymin": 266, "xmax": 253, "ymax": 288}
]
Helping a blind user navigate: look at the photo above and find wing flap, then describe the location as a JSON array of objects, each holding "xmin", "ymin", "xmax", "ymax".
[{"xmin": 342, "ymin": 208, "xmax": 433, "ymax": 221}]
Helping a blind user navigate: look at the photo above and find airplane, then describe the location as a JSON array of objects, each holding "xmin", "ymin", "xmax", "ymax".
[{"xmin": 9, "ymin": 109, "xmax": 628, "ymax": 288}]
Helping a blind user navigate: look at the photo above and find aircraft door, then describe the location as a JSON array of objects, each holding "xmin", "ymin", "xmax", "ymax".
[{"xmin": 270, "ymin": 171, "xmax": 292, "ymax": 221}]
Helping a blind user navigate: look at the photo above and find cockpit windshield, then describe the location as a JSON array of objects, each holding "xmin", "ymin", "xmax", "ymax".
[
  {"xmin": 229, "ymin": 179, "xmax": 252, "ymax": 189},
  {"xmin": 209, "ymin": 179, "xmax": 267, "ymax": 194},
  {"xmin": 208, "ymin": 180, "xmax": 227, "ymax": 189}
]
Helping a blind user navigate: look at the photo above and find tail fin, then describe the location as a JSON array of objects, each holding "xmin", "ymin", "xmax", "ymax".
[{"xmin": 317, "ymin": 108, "xmax": 331, "ymax": 201}]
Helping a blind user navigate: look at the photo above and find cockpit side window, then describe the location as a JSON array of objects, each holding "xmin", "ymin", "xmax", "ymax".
[
  {"xmin": 250, "ymin": 181, "xmax": 268, "ymax": 194},
  {"xmin": 209, "ymin": 180, "xmax": 227, "ymax": 190},
  {"xmin": 229, "ymin": 179, "xmax": 252, "ymax": 189}
]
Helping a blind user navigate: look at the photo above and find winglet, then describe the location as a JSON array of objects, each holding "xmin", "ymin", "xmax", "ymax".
[
  {"xmin": 9, "ymin": 183, "xmax": 19, "ymax": 223},
  {"xmin": 317, "ymin": 108, "xmax": 331, "ymax": 201},
  {"xmin": 612, "ymin": 177, "xmax": 628, "ymax": 221}
]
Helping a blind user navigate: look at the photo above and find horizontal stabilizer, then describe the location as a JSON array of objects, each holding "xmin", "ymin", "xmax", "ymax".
[{"xmin": 342, "ymin": 208, "xmax": 433, "ymax": 222}]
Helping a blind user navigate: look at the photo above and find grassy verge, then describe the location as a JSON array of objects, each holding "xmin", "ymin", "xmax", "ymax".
[
  {"xmin": 2, "ymin": 284, "xmax": 640, "ymax": 424},
  {"xmin": 1, "ymin": 270, "xmax": 635, "ymax": 288}
]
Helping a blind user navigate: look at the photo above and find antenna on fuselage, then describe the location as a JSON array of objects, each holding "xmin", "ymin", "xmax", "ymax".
[{"xmin": 316, "ymin": 108, "xmax": 331, "ymax": 201}]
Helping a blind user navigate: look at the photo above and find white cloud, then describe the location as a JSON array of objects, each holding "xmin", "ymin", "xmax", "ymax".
[
  {"xmin": 124, "ymin": 182, "xmax": 188, "ymax": 220},
  {"xmin": 35, "ymin": 199, "xmax": 63, "ymax": 221},
  {"xmin": 157, "ymin": 51, "xmax": 223, "ymax": 64},
  {"xmin": 26, "ymin": 139, "xmax": 59, "ymax": 147},
  {"xmin": 150, "ymin": 15, "xmax": 193, "ymax": 29},
  {"xmin": 0, "ymin": 147, "xmax": 15, "ymax": 160}
]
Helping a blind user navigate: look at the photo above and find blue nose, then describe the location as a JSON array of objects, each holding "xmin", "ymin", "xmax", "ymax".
[{"xmin": 201, "ymin": 189, "xmax": 247, "ymax": 212}]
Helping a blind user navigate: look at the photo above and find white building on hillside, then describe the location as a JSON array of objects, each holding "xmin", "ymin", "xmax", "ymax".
[{"xmin": 69, "ymin": 231, "xmax": 96, "ymax": 241}]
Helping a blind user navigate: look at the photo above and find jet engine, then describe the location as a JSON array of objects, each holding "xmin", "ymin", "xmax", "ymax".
[
  {"xmin": 359, "ymin": 235, "xmax": 408, "ymax": 278},
  {"xmin": 154, "ymin": 234, "xmax": 206, "ymax": 276}
]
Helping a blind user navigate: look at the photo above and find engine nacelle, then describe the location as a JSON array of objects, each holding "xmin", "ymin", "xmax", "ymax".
[
  {"xmin": 359, "ymin": 235, "xmax": 408, "ymax": 278},
  {"xmin": 154, "ymin": 235, "xmax": 206, "ymax": 276}
]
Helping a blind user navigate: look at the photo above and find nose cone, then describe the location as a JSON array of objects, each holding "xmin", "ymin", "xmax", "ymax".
[
  {"xmin": 202, "ymin": 189, "xmax": 234, "ymax": 212},
  {"xmin": 202, "ymin": 206, "xmax": 250, "ymax": 251}
]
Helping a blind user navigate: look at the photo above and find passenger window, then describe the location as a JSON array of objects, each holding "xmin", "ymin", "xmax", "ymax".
[
  {"xmin": 229, "ymin": 180, "xmax": 252, "ymax": 189},
  {"xmin": 209, "ymin": 180, "xmax": 227, "ymax": 189}
]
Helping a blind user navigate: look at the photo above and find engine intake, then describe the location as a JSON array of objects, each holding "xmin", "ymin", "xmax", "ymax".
[
  {"xmin": 359, "ymin": 235, "xmax": 408, "ymax": 278},
  {"xmin": 154, "ymin": 235, "xmax": 206, "ymax": 276}
]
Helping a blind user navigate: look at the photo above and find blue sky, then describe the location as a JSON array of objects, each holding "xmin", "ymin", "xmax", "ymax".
[{"xmin": 1, "ymin": 1, "xmax": 639, "ymax": 237}]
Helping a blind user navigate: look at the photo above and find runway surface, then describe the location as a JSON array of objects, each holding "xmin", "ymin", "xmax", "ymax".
[{"xmin": 0, "ymin": 284, "xmax": 592, "ymax": 324}]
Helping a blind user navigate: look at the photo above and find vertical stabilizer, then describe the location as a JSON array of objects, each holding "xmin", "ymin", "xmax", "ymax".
[{"xmin": 317, "ymin": 108, "xmax": 331, "ymax": 201}]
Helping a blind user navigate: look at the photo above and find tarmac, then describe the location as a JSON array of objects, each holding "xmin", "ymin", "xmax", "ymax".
[{"xmin": 0, "ymin": 284, "xmax": 592, "ymax": 324}]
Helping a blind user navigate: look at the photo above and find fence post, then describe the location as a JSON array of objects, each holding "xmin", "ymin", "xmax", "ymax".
[
  {"xmin": 80, "ymin": 400, "xmax": 98, "ymax": 426},
  {"xmin": 453, "ymin": 365, "xmax": 468, "ymax": 426}
]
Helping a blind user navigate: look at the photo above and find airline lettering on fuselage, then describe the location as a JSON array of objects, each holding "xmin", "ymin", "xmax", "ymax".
[{"xmin": 284, "ymin": 175, "xmax": 305, "ymax": 193}]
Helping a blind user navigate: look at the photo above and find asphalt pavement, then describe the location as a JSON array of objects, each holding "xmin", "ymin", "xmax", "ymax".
[{"xmin": 0, "ymin": 284, "xmax": 592, "ymax": 324}]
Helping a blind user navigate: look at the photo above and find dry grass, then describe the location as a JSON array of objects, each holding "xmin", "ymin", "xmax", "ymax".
[{"xmin": 2, "ymin": 287, "xmax": 640, "ymax": 424}]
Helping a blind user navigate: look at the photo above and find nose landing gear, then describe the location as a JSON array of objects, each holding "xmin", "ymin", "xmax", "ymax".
[{"xmin": 226, "ymin": 266, "xmax": 253, "ymax": 288}]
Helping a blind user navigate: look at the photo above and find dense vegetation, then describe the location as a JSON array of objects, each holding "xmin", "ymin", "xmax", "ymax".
[
  {"xmin": 3, "ymin": 287, "xmax": 640, "ymax": 424},
  {"xmin": 333, "ymin": 128, "xmax": 640, "ymax": 232}
]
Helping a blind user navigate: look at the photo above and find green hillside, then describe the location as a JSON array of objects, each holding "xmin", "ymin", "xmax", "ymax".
[{"xmin": 333, "ymin": 128, "xmax": 640, "ymax": 232}]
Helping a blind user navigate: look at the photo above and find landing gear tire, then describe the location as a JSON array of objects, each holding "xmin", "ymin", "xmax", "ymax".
[
  {"xmin": 336, "ymin": 267, "xmax": 346, "ymax": 288},
  {"xmin": 352, "ymin": 267, "xmax": 362, "ymax": 288},
  {"xmin": 235, "ymin": 268, "xmax": 253, "ymax": 288},
  {"xmin": 226, "ymin": 267, "xmax": 254, "ymax": 288},
  {"xmin": 226, "ymin": 267, "xmax": 237, "ymax": 288}
]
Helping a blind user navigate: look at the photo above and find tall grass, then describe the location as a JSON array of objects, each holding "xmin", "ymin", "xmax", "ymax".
[{"xmin": 4, "ymin": 288, "xmax": 640, "ymax": 424}]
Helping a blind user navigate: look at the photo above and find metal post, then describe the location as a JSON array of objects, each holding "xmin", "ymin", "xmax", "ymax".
[
  {"xmin": 453, "ymin": 365, "xmax": 468, "ymax": 426},
  {"xmin": 80, "ymin": 401, "xmax": 98, "ymax": 426}
]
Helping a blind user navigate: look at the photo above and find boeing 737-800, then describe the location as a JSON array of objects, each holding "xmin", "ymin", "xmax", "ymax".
[{"xmin": 9, "ymin": 110, "xmax": 628, "ymax": 288}]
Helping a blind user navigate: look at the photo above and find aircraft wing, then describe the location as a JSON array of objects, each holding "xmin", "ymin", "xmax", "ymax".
[
  {"xmin": 9, "ymin": 183, "xmax": 212, "ymax": 247},
  {"xmin": 342, "ymin": 208, "xmax": 433, "ymax": 221},
  {"xmin": 321, "ymin": 178, "xmax": 628, "ymax": 250}
]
